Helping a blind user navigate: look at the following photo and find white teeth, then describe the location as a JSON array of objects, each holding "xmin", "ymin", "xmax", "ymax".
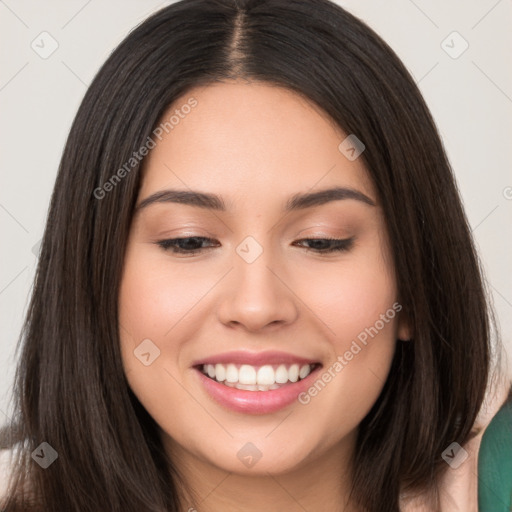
[
  {"xmin": 299, "ymin": 365, "xmax": 310, "ymax": 379},
  {"xmin": 226, "ymin": 364, "xmax": 238, "ymax": 383},
  {"xmin": 235, "ymin": 383, "xmax": 258, "ymax": 391},
  {"xmin": 289, "ymin": 364, "xmax": 299, "ymax": 382},
  {"xmin": 239, "ymin": 365, "xmax": 257, "ymax": 385},
  {"xmin": 240, "ymin": 383, "xmax": 281, "ymax": 391},
  {"xmin": 275, "ymin": 365, "xmax": 288, "ymax": 384},
  {"xmin": 257, "ymin": 365, "xmax": 275, "ymax": 386},
  {"xmin": 215, "ymin": 363, "xmax": 226, "ymax": 382},
  {"xmin": 200, "ymin": 362, "xmax": 315, "ymax": 389}
]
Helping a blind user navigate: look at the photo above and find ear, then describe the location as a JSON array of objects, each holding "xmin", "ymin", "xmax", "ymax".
[{"xmin": 396, "ymin": 308, "xmax": 413, "ymax": 341}]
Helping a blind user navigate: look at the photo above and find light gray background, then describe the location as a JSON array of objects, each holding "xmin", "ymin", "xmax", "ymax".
[{"xmin": 1, "ymin": 0, "xmax": 511, "ymax": 429}]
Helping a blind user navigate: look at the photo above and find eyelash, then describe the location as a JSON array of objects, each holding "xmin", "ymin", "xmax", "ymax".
[{"xmin": 155, "ymin": 236, "xmax": 354, "ymax": 255}]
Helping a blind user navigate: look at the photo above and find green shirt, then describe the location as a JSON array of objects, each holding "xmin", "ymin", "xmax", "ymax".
[{"xmin": 478, "ymin": 398, "xmax": 512, "ymax": 511}]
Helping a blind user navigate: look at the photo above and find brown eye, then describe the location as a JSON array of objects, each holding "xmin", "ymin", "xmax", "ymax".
[
  {"xmin": 156, "ymin": 236, "xmax": 219, "ymax": 254},
  {"xmin": 293, "ymin": 237, "xmax": 355, "ymax": 253}
]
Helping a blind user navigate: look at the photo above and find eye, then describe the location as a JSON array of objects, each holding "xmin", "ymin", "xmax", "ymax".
[
  {"xmin": 293, "ymin": 237, "xmax": 355, "ymax": 253},
  {"xmin": 156, "ymin": 236, "xmax": 354, "ymax": 255},
  {"xmin": 156, "ymin": 236, "xmax": 219, "ymax": 255}
]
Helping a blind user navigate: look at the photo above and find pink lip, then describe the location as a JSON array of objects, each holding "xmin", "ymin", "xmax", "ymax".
[
  {"xmin": 194, "ymin": 364, "xmax": 322, "ymax": 415},
  {"xmin": 192, "ymin": 350, "xmax": 318, "ymax": 367}
]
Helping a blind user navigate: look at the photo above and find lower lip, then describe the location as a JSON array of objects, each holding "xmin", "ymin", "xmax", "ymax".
[{"xmin": 195, "ymin": 366, "xmax": 322, "ymax": 414}]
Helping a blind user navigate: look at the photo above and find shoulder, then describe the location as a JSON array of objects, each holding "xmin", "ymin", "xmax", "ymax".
[
  {"xmin": 400, "ymin": 374, "xmax": 512, "ymax": 511},
  {"xmin": 477, "ymin": 385, "xmax": 512, "ymax": 510},
  {"xmin": 439, "ymin": 375, "xmax": 511, "ymax": 510}
]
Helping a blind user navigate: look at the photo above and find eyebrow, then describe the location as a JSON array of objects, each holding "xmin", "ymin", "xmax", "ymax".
[{"xmin": 135, "ymin": 186, "xmax": 376, "ymax": 213}]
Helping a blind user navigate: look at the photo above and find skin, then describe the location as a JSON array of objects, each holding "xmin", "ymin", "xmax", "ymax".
[{"xmin": 118, "ymin": 80, "xmax": 411, "ymax": 512}]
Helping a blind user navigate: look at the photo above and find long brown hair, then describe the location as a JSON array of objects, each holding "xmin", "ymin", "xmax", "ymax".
[{"xmin": 1, "ymin": 0, "xmax": 501, "ymax": 510}]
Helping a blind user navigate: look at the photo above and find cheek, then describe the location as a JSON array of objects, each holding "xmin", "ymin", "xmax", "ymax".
[
  {"xmin": 117, "ymin": 249, "xmax": 199, "ymax": 433},
  {"xmin": 118, "ymin": 245, "xmax": 213, "ymax": 341},
  {"xmin": 290, "ymin": 248, "xmax": 398, "ymax": 425},
  {"xmin": 118, "ymin": 246, "xmax": 192, "ymax": 393},
  {"xmin": 297, "ymin": 289, "xmax": 397, "ymax": 447},
  {"xmin": 294, "ymin": 252, "xmax": 398, "ymax": 346}
]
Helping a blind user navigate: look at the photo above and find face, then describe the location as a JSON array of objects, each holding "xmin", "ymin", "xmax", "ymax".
[{"xmin": 118, "ymin": 81, "xmax": 410, "ymax": 478}]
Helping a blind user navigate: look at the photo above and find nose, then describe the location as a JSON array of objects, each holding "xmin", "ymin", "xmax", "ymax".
[{"xmin": 216, "ymin": 242, "xmax": 299, "ymax": 333}]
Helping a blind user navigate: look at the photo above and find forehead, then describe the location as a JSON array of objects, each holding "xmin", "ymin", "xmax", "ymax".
[{"xmin": 139, "ymin": 81, "xmax": 376, "ymax": 207}]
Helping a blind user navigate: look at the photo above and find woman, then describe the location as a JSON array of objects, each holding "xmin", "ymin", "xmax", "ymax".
[{"xmin": 0, "ymin": 0, "xmax": 509, "ymax": 510}]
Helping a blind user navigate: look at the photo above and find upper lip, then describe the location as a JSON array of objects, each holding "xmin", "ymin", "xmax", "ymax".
[{"xmin": 192, "ymin": 350, "xmax": 321, "ymax": 368}]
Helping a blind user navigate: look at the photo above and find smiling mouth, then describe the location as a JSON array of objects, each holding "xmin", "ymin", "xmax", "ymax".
[{"xmin": 197, "ymin": 362, "xmax": 322, "ymax": 392}]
